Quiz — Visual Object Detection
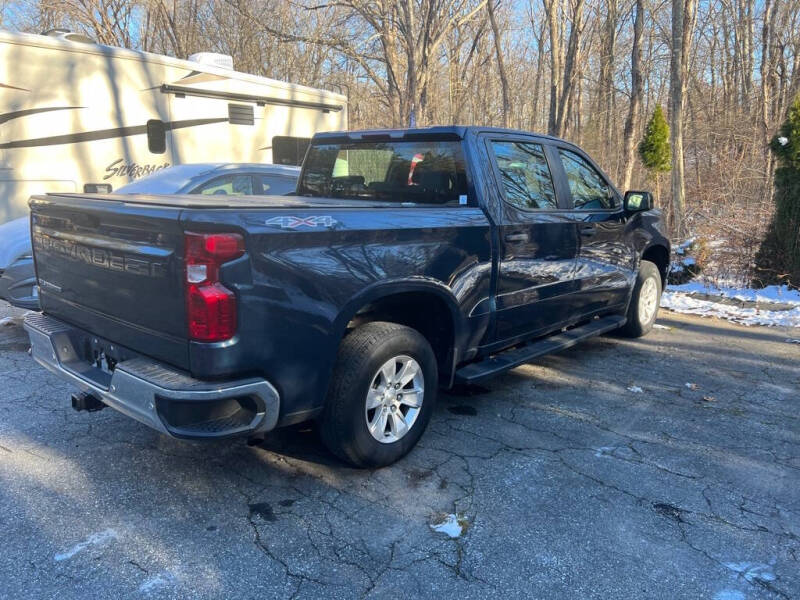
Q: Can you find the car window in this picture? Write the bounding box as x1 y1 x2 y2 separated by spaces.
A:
192 174 254 196
490 140 557 210
298 140 468 205
259 175 297 195
558 149 619 210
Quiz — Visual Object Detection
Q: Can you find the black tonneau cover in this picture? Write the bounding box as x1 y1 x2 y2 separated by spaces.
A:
39 192 414 210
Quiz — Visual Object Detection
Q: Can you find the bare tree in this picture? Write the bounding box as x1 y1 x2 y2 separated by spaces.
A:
669 0 697 236
487 0 511 127
621 0 644 191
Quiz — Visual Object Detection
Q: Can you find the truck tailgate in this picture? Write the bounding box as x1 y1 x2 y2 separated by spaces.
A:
29 193 189 369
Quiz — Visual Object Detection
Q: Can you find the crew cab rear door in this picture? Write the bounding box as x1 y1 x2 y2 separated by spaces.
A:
481 134 579 344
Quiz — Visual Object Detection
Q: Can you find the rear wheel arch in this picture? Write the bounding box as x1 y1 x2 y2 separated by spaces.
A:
334 282 464 385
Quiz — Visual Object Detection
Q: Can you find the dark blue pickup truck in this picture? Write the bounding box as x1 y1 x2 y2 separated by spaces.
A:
24 127 669 467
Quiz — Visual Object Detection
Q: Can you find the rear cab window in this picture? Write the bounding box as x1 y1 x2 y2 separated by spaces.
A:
298 140 469 205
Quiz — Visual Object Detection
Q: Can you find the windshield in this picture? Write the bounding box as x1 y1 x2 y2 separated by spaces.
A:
297 140 468 205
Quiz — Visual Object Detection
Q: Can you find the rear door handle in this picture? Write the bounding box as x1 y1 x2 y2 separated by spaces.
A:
504 233 529 243
579 225 597 237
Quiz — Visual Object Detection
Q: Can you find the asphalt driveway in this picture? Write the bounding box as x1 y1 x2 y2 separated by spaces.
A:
0 302 798 599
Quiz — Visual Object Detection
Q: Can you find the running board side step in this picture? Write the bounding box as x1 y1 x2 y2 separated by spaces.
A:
455 316 626 384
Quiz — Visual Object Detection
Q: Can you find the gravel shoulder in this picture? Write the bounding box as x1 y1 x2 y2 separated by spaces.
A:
0 301 798 599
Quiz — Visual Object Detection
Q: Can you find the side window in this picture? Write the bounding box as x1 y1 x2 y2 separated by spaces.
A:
490 140 557 210
192 174 254 196
558 149 619 210
259 175 297 196
146 119 166 154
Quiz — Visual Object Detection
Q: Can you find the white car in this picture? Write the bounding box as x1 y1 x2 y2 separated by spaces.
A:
0 163 300 310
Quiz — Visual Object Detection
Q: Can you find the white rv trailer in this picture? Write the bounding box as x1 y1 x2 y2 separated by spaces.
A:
0 29 347 222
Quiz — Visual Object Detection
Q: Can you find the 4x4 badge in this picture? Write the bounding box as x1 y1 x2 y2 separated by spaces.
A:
264 216 337 229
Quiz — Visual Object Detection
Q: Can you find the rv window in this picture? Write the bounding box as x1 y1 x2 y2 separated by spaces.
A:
228 104 255 125
272 136 311 166
147 120 166 154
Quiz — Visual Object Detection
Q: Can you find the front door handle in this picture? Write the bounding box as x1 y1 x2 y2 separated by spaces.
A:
579 225 597 237
504 233 529 243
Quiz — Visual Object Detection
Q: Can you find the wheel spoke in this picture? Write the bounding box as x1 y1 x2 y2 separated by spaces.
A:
380 359 396 387
369 409 389 438
389 412 408 438
399 388 423 408
366 388 383 410
397 359 419 387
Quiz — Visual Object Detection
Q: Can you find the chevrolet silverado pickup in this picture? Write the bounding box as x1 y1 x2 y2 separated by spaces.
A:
24 126 670 467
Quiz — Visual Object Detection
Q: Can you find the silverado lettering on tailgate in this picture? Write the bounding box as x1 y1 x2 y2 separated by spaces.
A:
32 232 167 278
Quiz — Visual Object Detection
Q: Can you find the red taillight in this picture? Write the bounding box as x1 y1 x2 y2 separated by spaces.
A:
184 232 244 342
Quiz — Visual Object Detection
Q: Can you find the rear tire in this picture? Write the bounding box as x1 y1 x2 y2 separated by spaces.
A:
620 259 662 338
319 321 438 468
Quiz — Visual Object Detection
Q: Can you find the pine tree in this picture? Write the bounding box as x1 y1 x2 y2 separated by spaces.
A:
638 106 671 204
754 95 800 288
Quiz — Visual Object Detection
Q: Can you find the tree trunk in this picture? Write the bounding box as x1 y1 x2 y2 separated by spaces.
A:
487 0 511 128
669 0 697 237
600 0 618 143
621 0 644 191
554 0 585 137
544 0 563 136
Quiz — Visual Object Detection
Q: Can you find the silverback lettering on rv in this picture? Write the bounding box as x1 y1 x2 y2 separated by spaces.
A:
104 158 171 180
33 233 167 278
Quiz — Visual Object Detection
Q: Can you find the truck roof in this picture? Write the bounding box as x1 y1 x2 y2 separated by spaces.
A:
312 126 573 146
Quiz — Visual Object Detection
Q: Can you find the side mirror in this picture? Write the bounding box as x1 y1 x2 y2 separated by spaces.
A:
624 190 653 213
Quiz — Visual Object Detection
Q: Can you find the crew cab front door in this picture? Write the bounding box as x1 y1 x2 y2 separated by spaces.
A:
484 137 579 345
553 146 637 314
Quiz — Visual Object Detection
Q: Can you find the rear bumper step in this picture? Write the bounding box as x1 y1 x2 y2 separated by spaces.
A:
455 315 626 384
24 313 280 439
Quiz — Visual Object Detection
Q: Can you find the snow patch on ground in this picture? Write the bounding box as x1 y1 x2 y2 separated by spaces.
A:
430 513 468 538
627 385 643 393
139 571 178 594
713 590 746 600
0 316 15 326
667 282 800 306
54 529 118 561
653 323 671 330
661 291 800 327
723 561 776 584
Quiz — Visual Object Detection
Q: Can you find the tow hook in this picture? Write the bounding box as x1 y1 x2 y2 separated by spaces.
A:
71 391 106 412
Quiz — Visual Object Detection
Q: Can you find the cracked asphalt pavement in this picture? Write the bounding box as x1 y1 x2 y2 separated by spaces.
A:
1 301 798 599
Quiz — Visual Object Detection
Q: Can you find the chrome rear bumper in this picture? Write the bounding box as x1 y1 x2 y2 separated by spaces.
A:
24 312 280 439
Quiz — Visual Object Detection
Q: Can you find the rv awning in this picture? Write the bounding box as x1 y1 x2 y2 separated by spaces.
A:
160 84 344 112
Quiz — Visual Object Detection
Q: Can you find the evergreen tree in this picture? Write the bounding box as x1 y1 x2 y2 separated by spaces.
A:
638 106 671 203
754 95 800 288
